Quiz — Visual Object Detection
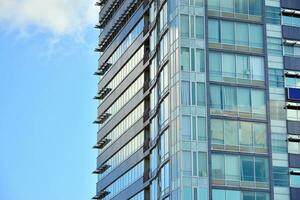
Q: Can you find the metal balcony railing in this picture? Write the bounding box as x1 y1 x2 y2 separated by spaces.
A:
93 138 111 149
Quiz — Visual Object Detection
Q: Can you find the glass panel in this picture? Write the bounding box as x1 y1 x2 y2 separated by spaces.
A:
181 81 190 105
253 123 266 148
269 68 284 88
221 21 235 45
195 16 204 39
181 15 189 37
266 6 283 25
192 116 197 140
197 117 206 141
223 53 236 78
225 155 240 181
272 166 289 187
293 17 300 27
198 152 207 176
211 119 224 145
256 192 269 200
191 48 195 71
222 0 234 13
290 169 300 188
235 22 249 47
282 15 292 25
243 192 255 200
249 24 263 48
212 190 225 200
240 122 253 149
249 0 262 16
193 188 198 200
195 49 205 72
250 57 264 81
210 85 222 109
195 0 203 7
209 52 222 81
181 47 190 71
190 16 195 38
193 152 197 176
251 89 265 117
208 19 220 43
183 187 192 199
212 154 225 180
223 86 236 111
241 156 254 181
235 0 248 15
183 151 192 176
192 82 196 105
236 55 250 80
225 120 238 146
267 37 282 56
197 82 205 106
226 190 240 200
198 188 208 200
255 157 268 183
182 115 191 140
237 88 251 112
208 0 220 11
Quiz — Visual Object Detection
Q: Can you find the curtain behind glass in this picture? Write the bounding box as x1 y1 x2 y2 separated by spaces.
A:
181 48 190 71
180 15 189 37
223 53 236 78
249 0 262 16
223 86 236 111
250 57 264 81
210 85 222 109
238 88 251 112
235 0 248 14
251 89 265 116
209 52 222 81
212 154 225 179
236 55 250 80
222 0 234 13
225 155 240 181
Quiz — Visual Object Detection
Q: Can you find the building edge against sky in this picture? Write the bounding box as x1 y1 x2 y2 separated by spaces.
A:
92 0 300 199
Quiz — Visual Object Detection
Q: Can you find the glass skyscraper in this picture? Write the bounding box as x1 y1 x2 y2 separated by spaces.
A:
92 0 300 199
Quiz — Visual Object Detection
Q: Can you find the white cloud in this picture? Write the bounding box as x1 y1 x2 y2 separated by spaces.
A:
0 0 98 36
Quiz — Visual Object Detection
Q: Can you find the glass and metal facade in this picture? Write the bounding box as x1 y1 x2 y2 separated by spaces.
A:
93 0 300 199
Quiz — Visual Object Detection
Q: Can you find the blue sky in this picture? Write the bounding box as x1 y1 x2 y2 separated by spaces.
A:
0 1 98 199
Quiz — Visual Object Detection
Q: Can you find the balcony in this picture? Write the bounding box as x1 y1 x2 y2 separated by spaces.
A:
98 0 123 28
96 63 112 76
94 112 111 124
95 0 106 6
93 138 111 149
93 164 111 174
96 87 112 100
285 71 300 78
288 136 300 142
92 191 110 200
98 0 141 51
